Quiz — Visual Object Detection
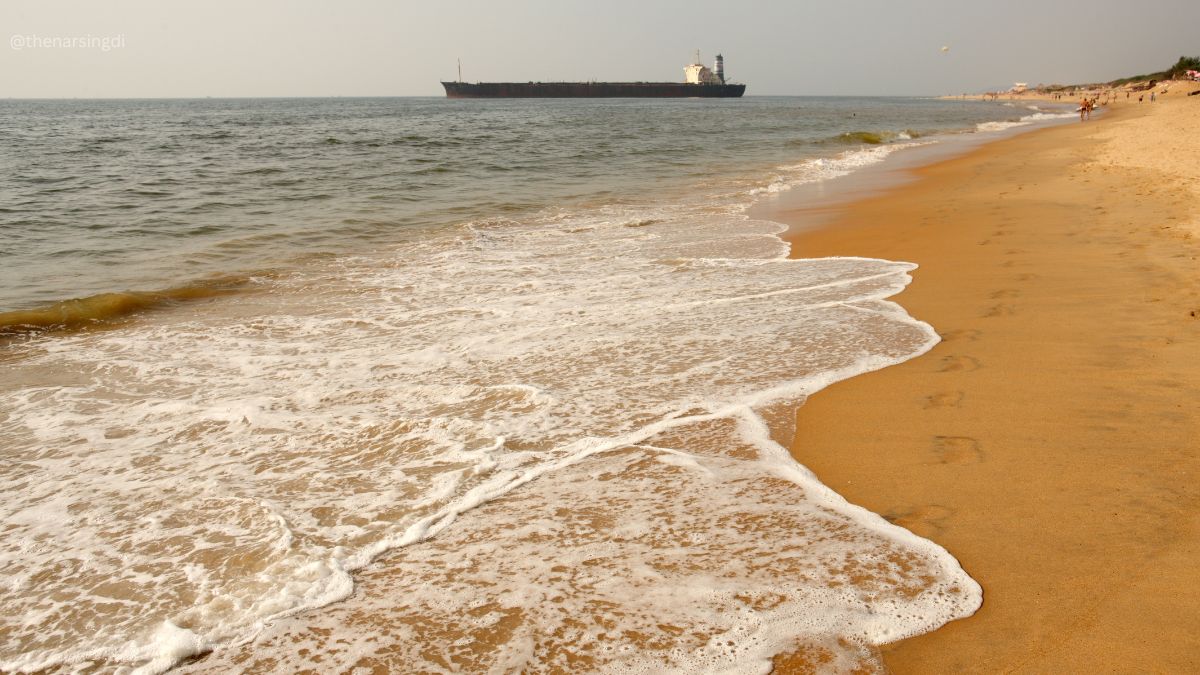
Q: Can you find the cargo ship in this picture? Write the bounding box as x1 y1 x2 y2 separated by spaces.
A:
442 53 746 98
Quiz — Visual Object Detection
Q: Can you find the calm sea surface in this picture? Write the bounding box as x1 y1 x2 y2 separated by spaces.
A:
0 97 1069 673
1 96 1061 314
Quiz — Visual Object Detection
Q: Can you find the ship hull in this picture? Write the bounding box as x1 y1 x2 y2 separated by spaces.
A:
441 82 746 98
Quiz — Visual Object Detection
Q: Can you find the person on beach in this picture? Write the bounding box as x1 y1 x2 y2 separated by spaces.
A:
1080 97 1088 121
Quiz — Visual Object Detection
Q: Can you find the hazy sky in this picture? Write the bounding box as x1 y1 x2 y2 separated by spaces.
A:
2 0 1197 97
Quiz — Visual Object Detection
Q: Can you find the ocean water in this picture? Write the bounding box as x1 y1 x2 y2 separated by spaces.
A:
0 97 1070 673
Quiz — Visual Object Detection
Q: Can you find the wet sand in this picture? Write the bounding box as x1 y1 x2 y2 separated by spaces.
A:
766 89 1200 670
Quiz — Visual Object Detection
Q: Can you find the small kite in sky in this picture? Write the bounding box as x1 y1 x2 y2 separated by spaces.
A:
941 45 950 53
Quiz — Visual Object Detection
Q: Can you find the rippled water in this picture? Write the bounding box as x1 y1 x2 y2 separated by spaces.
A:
0 97 1070 673
1 96 1054 314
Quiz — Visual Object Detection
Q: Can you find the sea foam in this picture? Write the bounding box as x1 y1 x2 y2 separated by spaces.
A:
976 110 1077 132
1 142 980 673
748 141 932 196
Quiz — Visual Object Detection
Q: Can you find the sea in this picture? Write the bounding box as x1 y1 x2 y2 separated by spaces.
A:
0 96 1073 673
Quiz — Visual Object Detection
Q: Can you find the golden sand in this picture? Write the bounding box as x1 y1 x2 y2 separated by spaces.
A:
768 83 1200 671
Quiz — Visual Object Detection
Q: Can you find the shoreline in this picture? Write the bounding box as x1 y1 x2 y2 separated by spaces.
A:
11 93 1196 672
761 88 1199 670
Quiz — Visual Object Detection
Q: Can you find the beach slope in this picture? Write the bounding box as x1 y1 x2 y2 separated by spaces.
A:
772 92 1200 671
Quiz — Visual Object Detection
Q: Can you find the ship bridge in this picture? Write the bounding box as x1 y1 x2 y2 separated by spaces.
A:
684 51 726 84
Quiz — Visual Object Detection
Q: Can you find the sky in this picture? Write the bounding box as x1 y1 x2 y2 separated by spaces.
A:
2 0 1197 98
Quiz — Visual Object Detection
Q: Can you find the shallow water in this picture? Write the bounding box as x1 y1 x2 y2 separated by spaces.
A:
0 97 1073 672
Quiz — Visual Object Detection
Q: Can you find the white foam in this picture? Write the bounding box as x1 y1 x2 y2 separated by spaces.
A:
749 141 933 197
976 110 1077 132
175 405 978 674
0 147 980 672
1022 111 1077 122
975 120 1028 132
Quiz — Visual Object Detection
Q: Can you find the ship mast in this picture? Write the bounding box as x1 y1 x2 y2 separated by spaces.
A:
457 58 462 83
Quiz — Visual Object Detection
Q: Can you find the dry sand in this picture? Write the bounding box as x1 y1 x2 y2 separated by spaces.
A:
768 85 1200 671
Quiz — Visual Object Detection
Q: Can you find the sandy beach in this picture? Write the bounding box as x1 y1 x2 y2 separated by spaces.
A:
168 93 1200 673
6 2 1200 671
765 85 1200 671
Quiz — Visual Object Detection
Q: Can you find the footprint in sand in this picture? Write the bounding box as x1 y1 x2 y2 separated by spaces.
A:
1014 273 1039 282
923 391 965 409
938 354 981 372
983 303 1017 318
932 436 984 464
883 504 955 538
939 328 982 343
989 289 1020 299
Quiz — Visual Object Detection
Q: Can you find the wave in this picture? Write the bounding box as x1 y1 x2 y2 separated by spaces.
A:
749 140 934 196
0 278 250 336
975 110 1077 132
832 129 922 145
836 130 886 145
235 167 286 176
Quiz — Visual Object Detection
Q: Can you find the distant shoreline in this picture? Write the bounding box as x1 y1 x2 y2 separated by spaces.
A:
941 75 1195 103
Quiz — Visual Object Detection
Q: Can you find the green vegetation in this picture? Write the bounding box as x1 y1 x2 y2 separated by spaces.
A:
1167 55 1200 77
1106 55 1200 87
1029 56 1199 94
